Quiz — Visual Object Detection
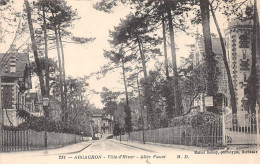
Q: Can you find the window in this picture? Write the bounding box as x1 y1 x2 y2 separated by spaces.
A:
244 87 249 97
242 50 246 59
10 66 16 72
110 123 112 127
2 85 13 109
239 35 250 48
240 60 250 71
243 73 247 82
103 123 105 126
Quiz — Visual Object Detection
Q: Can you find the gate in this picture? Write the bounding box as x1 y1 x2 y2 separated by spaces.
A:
223 105 260 145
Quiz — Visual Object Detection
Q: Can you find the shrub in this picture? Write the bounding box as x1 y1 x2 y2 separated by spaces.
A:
169 111 220 128
4 116 87 135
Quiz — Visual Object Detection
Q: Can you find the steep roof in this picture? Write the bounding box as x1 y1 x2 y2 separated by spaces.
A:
0 53 30 78
197 37 223 55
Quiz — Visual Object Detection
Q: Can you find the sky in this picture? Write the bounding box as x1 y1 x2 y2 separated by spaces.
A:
1 0 257 109
60 0 196 108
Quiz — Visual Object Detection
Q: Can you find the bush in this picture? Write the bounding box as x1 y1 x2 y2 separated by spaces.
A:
170 111 221 128
92 136 99 140
4 116 86 135
170 112 222 147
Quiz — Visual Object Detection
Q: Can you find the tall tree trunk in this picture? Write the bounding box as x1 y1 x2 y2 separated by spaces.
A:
42 4 49 97
166 7 181 116
247 0 258 115
137 37 147 78
256 0 260 105
137 36 154 127
42 2 50 118
199 0 217 112
24 0 46 97
0 76 2 150
53 22 64 118
136 73 145 144
209 3 237 115
58 27 68 110
161 9 169 79
121 57 129 106
121 56 131 135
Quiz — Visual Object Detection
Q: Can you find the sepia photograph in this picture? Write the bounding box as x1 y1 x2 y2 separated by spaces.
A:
0 0 260 164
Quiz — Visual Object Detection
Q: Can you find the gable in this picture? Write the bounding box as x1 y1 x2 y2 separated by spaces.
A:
0 53 30 78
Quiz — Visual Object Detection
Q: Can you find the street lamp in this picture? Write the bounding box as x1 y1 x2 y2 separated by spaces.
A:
90 120 94 139
81 131 84 141
42 97 49 150
42 97 50 107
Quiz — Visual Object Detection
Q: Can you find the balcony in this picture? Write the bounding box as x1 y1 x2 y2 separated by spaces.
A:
101 125 110 128
16 104 31 119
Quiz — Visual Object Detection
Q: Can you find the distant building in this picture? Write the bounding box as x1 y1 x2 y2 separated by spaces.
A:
101 113 114 136
0 45 32 126
91 112 114 138
91 113 102 138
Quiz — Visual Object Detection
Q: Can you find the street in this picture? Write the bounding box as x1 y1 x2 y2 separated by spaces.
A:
0 139 198 164
1 139 259 164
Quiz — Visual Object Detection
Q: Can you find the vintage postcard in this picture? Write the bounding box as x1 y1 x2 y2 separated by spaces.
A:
0 0 260 164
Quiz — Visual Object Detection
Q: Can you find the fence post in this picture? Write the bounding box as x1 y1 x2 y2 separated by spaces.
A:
7 130 9 151
256 104 259 146
28 129 30 151
0 130 2 152
222 112 226 146
18 130 20 151
11 130 13 151
2 130 5 152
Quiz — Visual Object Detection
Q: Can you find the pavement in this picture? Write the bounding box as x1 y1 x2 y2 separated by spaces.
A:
0 141 94 156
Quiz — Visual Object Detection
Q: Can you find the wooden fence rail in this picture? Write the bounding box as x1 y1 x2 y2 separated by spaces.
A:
1 129 82 152
115 122 223 147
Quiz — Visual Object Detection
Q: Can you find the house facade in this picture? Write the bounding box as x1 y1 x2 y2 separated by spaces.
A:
193 18 260 128
101 113 114 137
193 37 229 113
0 46 32 127
224 18 254 126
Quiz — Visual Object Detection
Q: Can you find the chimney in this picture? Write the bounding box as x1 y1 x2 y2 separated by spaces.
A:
10 44 16 53
9 44 16 73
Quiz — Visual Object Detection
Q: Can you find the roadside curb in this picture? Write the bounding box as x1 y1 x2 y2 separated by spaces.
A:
111 139 211 152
